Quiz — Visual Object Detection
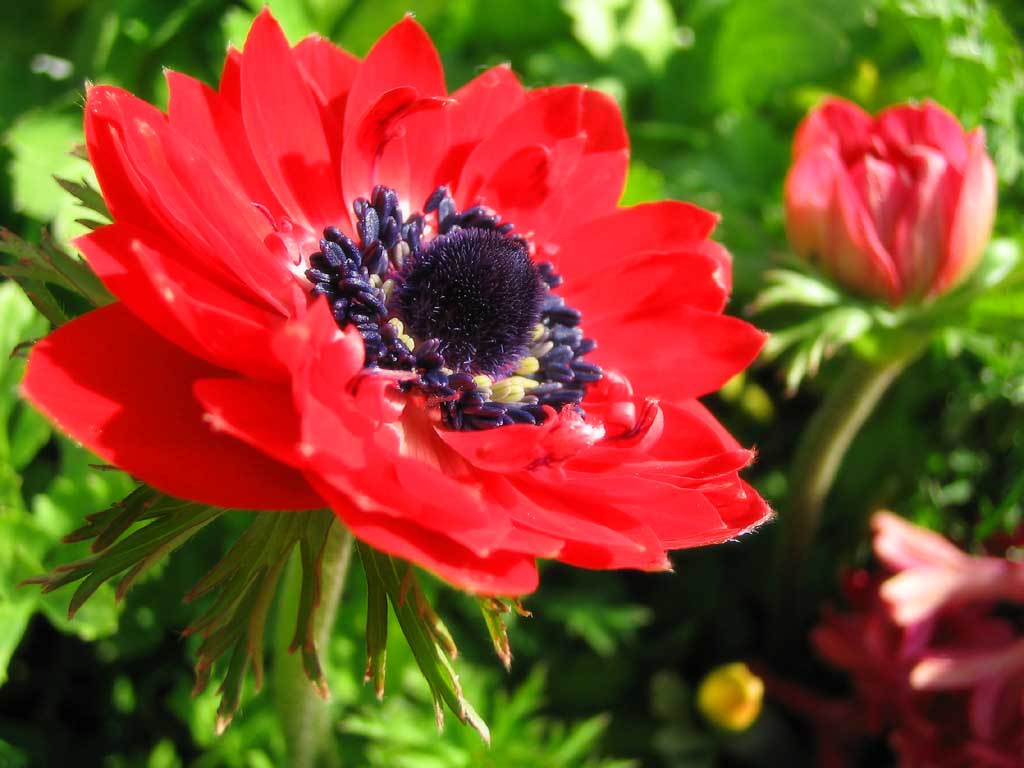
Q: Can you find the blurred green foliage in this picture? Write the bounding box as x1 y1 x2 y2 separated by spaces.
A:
1 0 1023 766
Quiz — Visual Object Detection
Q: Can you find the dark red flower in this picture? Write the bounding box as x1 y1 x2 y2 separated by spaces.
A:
22 10 769 595
785 97 997 304
811 513 1024 767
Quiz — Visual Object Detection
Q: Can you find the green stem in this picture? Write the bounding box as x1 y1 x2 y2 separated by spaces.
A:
774 342 924 637
274 518 354 768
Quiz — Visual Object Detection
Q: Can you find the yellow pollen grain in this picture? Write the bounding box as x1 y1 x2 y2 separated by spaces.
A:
515 356 540 375
370 274 383 289
473 374 493 389
381 279 396 302
531 323 546 342
386 318 414 351
490 376 539 403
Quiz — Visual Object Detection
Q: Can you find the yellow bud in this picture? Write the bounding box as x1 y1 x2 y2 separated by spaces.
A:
696 662 763 732
472 375 493 390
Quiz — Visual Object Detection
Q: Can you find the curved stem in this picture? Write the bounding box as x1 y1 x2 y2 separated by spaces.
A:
774 343 924 638
274 518 354 768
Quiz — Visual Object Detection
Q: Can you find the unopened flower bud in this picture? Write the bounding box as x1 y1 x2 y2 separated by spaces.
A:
785 97 997 304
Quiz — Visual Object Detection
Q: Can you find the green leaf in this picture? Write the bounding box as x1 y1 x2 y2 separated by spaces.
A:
0 601 34 686
747 268 844 314
0 282 48 511
712 0 866 109
564 0 682 71
4 111 98 246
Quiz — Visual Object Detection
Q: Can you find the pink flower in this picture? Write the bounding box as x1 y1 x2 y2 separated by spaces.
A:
808 512 1024 767
785 97 997 304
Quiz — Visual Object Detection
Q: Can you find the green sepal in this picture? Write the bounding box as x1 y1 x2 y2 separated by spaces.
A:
364 565 388 698
0 227 112 324
357 542 490 743
54 175 111 222
185 510 337 731
22 490 222 617
479 598 514 671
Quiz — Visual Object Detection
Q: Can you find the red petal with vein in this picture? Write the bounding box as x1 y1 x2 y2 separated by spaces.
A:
876 100 969 170
23 304 321 510
794 97 873 161
241 9 344 229
587 304 766 402
343 17 446 139
293 34 360 126
166 70 286 221
554 201 720 280
85 85 292 313
828 162 902 301
76 223 285 380
341 87 449 207
937 129 997 296
311 477 537 596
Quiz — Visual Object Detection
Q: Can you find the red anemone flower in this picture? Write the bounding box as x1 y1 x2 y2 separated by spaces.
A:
22 10 770 595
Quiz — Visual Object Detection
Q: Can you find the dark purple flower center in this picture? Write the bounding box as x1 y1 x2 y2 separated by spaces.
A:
394 228 544 377
304 185 602 431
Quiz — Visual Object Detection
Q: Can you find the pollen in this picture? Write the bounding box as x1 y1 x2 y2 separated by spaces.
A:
515 356 540 375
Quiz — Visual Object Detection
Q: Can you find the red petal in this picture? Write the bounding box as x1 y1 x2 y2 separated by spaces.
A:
76 223 285 380
888 146 958 298
219 47 243 108
84 85 293 313
23 304 321 510
563 248 730 321
311 477 538 596
846 153 909 257
553 201 720 282
293 34 360 126
429 65 528 192
794 97 873 162
581 89 629 153
458 86 629 238
827 157 903 301
458 86 584 204
343 17 446 140
586 304 766 402
341 87 449 208
193 377 306 467
85 86 166 235
877 100 969 170
508 473 670 569
935 128 997 296
240 9 344 229
165 70 286 221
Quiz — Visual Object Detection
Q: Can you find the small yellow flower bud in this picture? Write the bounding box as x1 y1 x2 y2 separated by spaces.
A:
696 662 764 732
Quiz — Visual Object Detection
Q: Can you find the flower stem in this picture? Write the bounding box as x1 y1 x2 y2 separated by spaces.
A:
773 342 924 641
274 517 353 768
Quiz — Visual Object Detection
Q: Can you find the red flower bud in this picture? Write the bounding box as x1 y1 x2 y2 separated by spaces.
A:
785 97 997 304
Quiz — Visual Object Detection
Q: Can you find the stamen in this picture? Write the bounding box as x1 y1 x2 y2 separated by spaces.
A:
305 184 601 431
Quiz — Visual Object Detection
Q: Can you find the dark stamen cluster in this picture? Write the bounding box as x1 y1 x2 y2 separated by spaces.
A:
305 184 602 431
